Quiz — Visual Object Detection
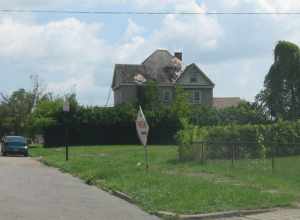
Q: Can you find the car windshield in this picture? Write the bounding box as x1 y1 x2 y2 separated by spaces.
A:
6 142 26 148
4 136 26 148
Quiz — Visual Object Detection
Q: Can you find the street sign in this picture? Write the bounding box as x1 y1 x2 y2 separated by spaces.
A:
136 106 150 171
135 106 149 147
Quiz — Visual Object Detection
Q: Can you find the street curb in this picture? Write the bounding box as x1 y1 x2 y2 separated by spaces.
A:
32 157 279 220
33 157 135 202
111 190 134 203
155 208 277 219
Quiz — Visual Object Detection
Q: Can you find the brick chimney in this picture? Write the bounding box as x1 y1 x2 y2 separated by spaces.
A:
174 52 182 61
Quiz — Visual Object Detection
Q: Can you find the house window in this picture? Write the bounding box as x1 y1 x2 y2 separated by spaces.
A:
163 90 171 104
194 90 201 103
190 73 197 83
190 90 201 104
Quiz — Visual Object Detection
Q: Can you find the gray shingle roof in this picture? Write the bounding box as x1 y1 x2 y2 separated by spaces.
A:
112 64 146 88
112 50 183 88
111 49 214 89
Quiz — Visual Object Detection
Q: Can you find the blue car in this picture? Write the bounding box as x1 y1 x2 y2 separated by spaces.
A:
1 136 28 156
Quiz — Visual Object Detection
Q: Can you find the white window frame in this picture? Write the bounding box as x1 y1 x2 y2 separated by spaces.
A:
190 90 201 104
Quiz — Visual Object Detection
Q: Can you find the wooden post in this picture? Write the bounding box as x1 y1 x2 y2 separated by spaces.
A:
271 145 275 173
231 144 235 167
201 142 204 165
63 99 70 161
65 125 69 161
144 145 149 171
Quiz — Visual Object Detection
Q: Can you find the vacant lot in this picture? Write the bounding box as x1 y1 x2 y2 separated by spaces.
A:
30 145 300 215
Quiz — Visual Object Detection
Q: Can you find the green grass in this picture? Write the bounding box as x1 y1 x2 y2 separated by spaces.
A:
30 145 299 215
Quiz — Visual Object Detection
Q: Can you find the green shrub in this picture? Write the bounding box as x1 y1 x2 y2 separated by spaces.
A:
177 120 300 161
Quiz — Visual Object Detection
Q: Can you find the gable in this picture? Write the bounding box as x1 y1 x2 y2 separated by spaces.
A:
176 64 214 87
112 64 146 89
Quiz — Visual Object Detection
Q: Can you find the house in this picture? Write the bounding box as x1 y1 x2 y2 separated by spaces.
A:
112 49 215 106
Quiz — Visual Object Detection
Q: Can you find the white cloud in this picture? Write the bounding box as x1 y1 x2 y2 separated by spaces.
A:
201 56 272 101
0 16 114 105
255 0 300 10
114 0 223 63
2 0 300 105
123 18 144 41
0 0 128 8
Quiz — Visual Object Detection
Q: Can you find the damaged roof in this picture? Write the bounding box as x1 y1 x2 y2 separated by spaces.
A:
112 64 146 88
111 49 212 89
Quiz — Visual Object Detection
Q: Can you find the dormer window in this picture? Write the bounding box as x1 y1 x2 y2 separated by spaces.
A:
190 73 197 83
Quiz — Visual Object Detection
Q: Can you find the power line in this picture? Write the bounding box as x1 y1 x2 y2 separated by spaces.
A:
1 9 300 15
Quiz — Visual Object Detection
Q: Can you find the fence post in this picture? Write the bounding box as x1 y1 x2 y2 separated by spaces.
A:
271 144 275 173
201 142 204 165
231 144 235 167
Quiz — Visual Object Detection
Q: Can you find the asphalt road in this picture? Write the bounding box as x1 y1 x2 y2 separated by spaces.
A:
0 156 159 220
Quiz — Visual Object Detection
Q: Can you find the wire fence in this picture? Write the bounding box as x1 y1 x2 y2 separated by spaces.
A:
190 141 300 172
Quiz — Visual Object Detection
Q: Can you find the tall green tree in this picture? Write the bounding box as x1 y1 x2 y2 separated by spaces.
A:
0 75 47 137
139 80 162 110
256 41 300 120
171 86 191 125
0 89 33 135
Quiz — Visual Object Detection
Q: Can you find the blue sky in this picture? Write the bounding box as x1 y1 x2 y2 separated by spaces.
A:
1 0 300 106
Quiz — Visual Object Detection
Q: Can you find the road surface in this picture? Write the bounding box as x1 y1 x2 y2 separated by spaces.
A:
0 156 159 220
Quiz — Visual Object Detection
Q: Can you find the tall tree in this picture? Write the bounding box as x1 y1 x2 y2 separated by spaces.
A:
0 89 33 135
0 75 48 137
171 86 191 121
138 80 162 111
256 41 300 120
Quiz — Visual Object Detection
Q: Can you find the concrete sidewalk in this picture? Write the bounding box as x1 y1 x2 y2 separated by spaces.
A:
0 156 159 220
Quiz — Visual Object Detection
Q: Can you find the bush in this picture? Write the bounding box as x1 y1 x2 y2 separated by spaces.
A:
189 102 269 127
177 120 300 161
31 102 183 147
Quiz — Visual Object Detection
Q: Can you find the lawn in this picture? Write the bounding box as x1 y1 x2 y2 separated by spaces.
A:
30 145 300 215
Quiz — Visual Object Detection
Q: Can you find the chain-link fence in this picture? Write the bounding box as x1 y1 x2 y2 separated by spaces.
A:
190 141 300 172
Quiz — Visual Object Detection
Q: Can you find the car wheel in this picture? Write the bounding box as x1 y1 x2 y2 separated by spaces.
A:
24 152 28 157
2 152 6 156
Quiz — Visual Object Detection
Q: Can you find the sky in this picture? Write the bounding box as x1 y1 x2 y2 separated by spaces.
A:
1 0 300 106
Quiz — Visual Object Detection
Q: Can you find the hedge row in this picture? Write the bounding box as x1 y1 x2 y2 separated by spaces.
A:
177 120 300 161
39 105 181 147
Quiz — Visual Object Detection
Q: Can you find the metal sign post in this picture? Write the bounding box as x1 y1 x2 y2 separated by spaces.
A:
135 106 150 171
63 99 70 161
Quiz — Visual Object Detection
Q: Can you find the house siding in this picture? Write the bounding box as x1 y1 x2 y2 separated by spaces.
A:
177 64 212 86
159 86 174 104
114 85 213 106
114 85 137 105
202 88 213 106
183 88 213 106
112 50 215 107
